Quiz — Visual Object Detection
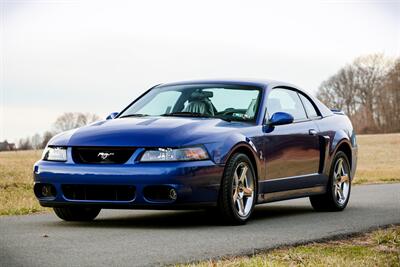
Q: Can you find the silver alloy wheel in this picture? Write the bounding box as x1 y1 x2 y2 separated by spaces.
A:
232 162 255 217
333 158 350 205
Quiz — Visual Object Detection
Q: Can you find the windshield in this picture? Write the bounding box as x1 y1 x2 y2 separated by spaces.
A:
118 84 262 122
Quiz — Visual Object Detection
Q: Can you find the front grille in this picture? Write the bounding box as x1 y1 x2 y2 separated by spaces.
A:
62 184 136 201
72 147 135 164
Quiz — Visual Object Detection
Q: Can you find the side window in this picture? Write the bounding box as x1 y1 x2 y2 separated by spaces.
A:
267 88 307 121
299 93 319 118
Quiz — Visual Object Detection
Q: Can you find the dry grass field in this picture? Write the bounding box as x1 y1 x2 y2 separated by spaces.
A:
0 133 399 216
0 150 45 215
354 133 400 184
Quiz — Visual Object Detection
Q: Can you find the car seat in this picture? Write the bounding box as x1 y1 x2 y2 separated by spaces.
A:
183 91 215 116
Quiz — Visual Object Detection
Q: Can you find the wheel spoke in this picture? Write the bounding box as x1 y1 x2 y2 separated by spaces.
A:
232 171 239 202
237 198 245 215
233 188 239 202
239 166 248 183
335 187 341 200
236 199 242 214
233 172 239 186
337 160 344 176
338 187 344 200
335 184 340 192
333 171 339 179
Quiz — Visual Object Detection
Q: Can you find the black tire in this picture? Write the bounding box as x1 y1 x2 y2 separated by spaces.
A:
218 153 257 225
310 151 351 211
53 207 101 221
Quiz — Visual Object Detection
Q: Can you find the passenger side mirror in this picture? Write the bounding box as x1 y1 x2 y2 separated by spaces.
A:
269 112 294 126
106 112 119 120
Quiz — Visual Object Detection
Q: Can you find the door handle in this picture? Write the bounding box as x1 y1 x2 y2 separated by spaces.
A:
309 129 318 136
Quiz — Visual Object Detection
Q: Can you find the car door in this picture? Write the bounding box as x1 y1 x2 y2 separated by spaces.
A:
262 87 321 192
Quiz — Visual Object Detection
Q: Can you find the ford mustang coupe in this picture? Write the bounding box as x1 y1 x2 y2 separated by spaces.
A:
34 79 357 224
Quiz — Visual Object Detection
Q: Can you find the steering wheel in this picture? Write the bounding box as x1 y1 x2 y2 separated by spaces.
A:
221 108 236 116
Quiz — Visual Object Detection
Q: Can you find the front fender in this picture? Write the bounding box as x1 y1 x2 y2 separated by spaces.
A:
203 133 262 181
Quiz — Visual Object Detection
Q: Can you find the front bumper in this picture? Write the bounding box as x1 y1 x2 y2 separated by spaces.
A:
33 158 224 209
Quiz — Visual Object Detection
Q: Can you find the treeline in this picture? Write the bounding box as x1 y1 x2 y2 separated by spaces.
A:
17 112 100 150
317 54 400 134
8 57 399 150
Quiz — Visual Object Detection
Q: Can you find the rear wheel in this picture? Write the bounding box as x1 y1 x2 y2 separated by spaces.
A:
310 151 351 211
53 207 101 221
218 153 257 225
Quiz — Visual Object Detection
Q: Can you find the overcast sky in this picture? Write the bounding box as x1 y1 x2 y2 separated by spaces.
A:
1 0 399 143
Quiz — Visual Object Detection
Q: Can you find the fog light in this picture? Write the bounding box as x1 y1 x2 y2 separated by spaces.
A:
34 183 56 199
169 188 177 200
41 185 51 197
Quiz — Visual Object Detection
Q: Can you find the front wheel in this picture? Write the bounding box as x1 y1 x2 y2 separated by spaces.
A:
218 153 257 225
53 207 101 221
310 151 351 211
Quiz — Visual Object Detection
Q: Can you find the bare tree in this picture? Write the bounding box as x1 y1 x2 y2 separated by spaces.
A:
377 59 400 132
317 65 360 118
40 131 55 149
53 112 100 133
18 137 33 150
15 113 100 150
31 133 42 150
317 53 397 134
352 54 393 129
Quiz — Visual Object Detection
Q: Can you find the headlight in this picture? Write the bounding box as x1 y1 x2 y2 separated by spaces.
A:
42 147 67 162
140 147 209 162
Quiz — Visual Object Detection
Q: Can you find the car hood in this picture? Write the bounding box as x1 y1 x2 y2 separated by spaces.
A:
49 117 247 147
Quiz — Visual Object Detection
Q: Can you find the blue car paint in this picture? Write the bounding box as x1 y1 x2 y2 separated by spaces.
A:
268 112 294 126
33 79 357 209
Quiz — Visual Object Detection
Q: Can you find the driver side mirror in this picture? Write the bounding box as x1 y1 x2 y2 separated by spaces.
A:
268 112 294 126
106 112 119 120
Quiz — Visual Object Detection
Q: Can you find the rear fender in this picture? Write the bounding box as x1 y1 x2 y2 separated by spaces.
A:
327 131 354 179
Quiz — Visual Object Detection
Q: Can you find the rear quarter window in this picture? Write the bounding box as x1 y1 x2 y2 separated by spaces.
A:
299 93 319 118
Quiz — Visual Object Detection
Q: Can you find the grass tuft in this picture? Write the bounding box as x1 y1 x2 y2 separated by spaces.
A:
373 228 400 246
180 226 400 267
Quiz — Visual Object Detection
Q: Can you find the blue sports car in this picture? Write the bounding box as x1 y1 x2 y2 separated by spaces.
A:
34 79 357 224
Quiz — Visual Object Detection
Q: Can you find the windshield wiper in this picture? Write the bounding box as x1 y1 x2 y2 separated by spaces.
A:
161 112 205 117
161 112 231 122
119 113 149 118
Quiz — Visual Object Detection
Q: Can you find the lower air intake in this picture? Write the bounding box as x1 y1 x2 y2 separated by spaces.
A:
62 184 136 201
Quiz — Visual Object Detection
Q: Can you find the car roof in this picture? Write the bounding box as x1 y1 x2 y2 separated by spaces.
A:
157 79 297 90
